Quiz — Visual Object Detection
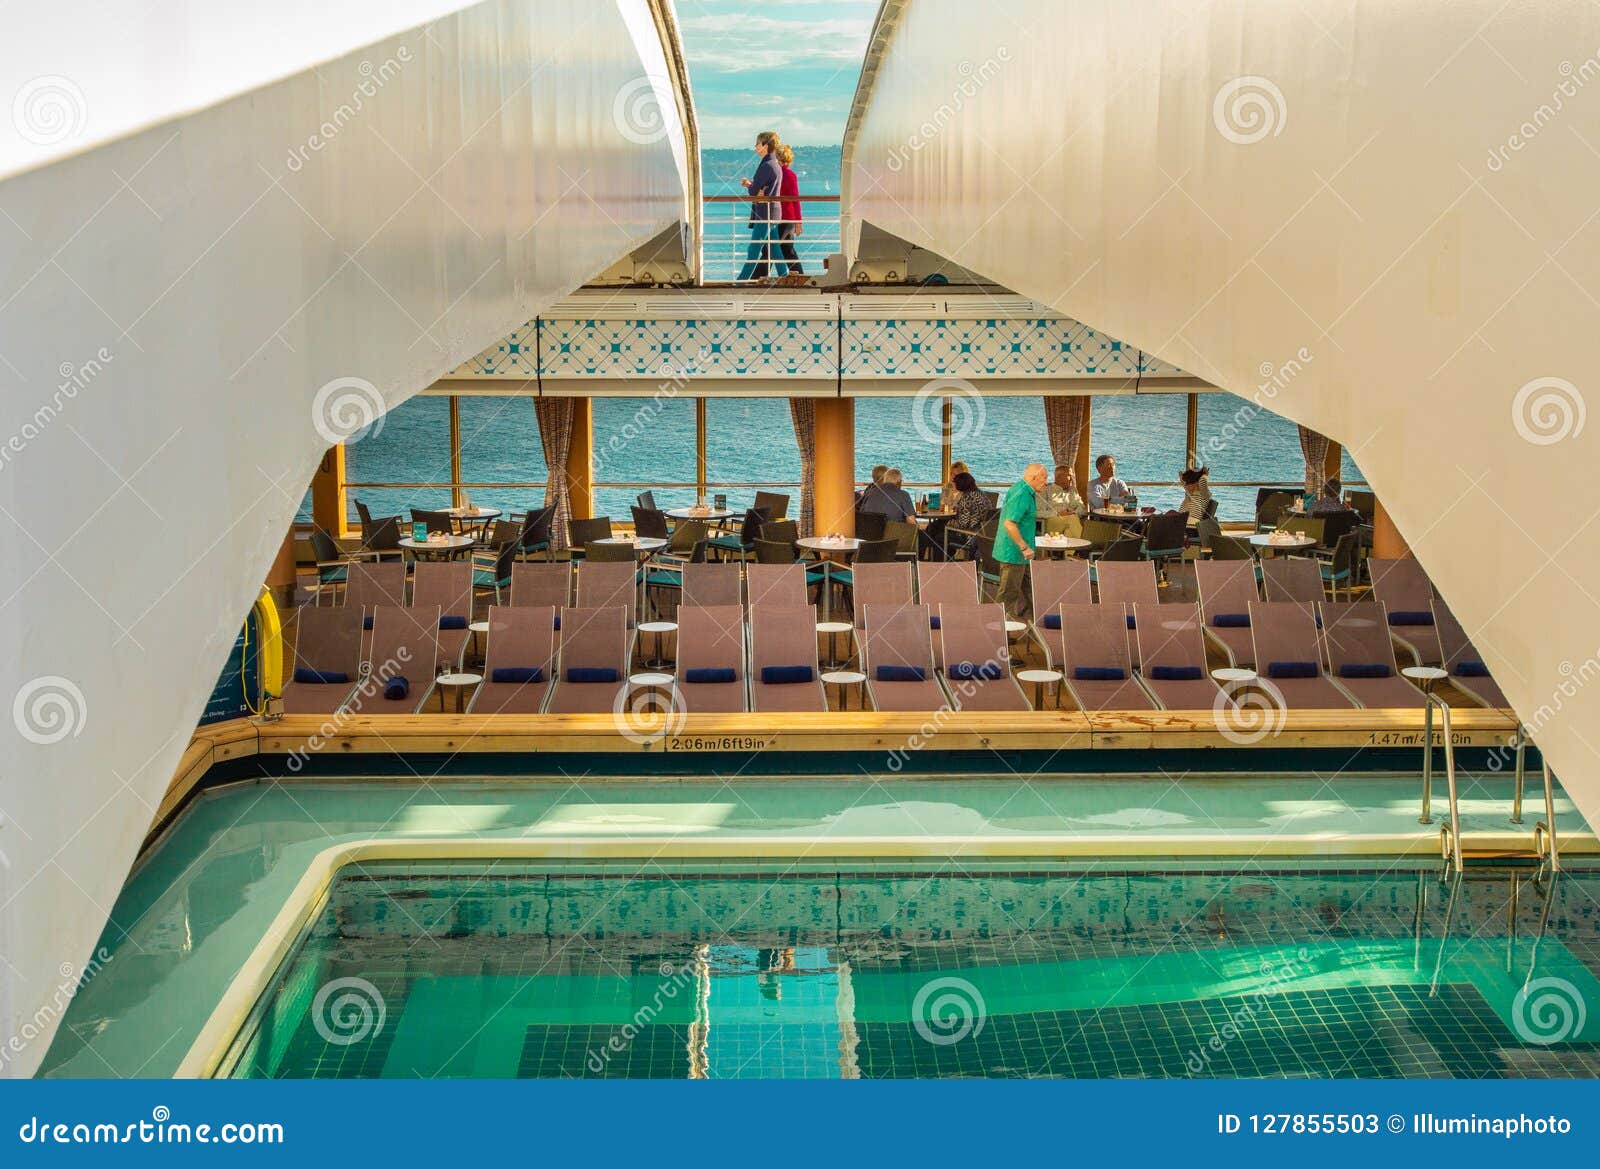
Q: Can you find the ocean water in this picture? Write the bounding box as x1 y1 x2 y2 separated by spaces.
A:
305 146 1364 526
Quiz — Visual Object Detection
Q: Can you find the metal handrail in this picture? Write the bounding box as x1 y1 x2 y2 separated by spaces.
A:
703 194 840 283
1429 693 1463 873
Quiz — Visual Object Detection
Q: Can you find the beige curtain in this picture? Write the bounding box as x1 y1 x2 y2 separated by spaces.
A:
534 397 575 551
1296 424 1330 495
789 398 817 536
1042 395 1087 471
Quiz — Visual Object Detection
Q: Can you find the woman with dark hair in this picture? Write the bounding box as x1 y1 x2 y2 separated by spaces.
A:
949 470 992 559
1178 465 1213 522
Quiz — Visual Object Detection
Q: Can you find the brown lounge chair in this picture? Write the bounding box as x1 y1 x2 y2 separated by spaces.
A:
354 605 439 714
468 605 556 713
545 606 631 714
1432 600 1511 708
1030 559 1091 669
935 603 1028 711
1057 603 1157 711
862 603 952 712
1368 558 1444 665
746 564 809 609
510 563 571 608
1261 557 1322 602
411 561 473 669
918 561 978 623
1317 601 1427 708
1194 559 1260 669
749 605 827 712
1134 603 1231 710
344 561 407 658
1247 601 1357 709
682 563 743 608
851 561 913 628
1094 561 1159 663
281 607 364 714
675 605 748 712
576 560 638 627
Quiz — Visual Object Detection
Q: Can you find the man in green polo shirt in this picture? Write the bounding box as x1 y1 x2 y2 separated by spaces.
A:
995 463 1049 621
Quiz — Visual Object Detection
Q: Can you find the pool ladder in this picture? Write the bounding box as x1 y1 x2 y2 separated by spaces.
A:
1420 696 1558 875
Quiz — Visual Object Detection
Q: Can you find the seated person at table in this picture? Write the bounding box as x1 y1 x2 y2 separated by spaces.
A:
944 459 972 508
1177 465 1212 522
1309 476 1344 516
1036 464 1086 519
949 471 991 558
1085 454 1132 511
860 466 916 520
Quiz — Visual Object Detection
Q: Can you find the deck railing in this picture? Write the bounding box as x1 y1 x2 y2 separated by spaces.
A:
701 194 840 284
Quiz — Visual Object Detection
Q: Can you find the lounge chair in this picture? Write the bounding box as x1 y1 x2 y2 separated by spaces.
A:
1261 557 1322 603
1432 600 1511 708
861 604 952 712
682 563 743 608
1317 602 1427 708
1247 602 1357 709
1133 603 1230 710
917 562 979 627
675 605 748 712
749 605 827 712
356 605 439 714
467 606 556 714
851 561 914 629
281 607 363 714
576 560 638 626
1056 603 1157 711
935 603 1028 711
1093 561 1159 664
510 562 571 608
746 563 811 609
1194 560 1260 669
1368 558 1444 665
545 606 632 714
344 560 407 657
1030 558 1091 669
411 561 473 669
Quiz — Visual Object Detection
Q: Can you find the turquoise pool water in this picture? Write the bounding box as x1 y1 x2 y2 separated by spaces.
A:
224 861 1600 1079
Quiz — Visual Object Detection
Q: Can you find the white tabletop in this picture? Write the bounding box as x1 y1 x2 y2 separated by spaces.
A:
815 621 854 634
468 621 490 634
798 536 862 552
1017 668 1064 683
1092 508 1148 519
445 507 501 518
399 535 473 550
628 671 675 687
1249 533 1317 548
1035 535 1091 550
1402 666 1449 682
435 672 482 686
912 512 954 524
821 670 866 686
1210 667 1258 684
666 507 736 520
1003 620 1028 634
594 536 667 551
639 620 678 633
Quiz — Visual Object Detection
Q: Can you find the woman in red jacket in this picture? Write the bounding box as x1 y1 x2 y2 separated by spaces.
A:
775 144 804 277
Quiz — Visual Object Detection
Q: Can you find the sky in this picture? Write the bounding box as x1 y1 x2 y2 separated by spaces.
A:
674 0 876 148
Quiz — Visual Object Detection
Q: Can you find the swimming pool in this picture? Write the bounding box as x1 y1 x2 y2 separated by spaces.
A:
218 860 1600 1079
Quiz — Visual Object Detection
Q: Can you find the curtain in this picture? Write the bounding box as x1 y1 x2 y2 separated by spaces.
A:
1296 424 1330 495
534 397 575 551
789 398 817 537
1043 395 1087 471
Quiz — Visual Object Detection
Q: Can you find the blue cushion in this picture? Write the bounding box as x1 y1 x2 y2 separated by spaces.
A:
552 614 561 630
1150 665 1203 681
1125 614 1137 629
1041 614 1062 630
294 668 349 685
383 676 410 700
948 661 1003 681
1388 610 1434 626
1267 660 1319 679
1074 666 1126 681
439 615 468 630
928 615 941 629
761 665 814 685
362 615 374 630
874 664 926 683
1211 613 1250 628
492 667 544 684
1339 663 1392 679
1454 659 1491 678
686 667 737 684
566 667 619 683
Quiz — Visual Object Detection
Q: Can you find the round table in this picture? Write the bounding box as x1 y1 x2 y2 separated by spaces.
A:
468 620 490 662
639 620 678 669
912 511 954 524
816 620 854 669
1035 535 1091 557
666 507 737 522
594 537 667 556
435 672 482 712
1210 667 1259 686
444 507 501 541
400 534 474 559
821 669 867 710
1248 533 1318 555
1093 508 1152 525
1403 665 1449 694
800 538 863 623
627 671 676 705
1017 667 1064 709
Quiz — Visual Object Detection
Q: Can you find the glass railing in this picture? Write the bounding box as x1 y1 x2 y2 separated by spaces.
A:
701 195 840 284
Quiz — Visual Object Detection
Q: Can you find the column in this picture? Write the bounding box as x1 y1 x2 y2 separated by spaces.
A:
311 444 347 538
264 527 297 609
813 397 856 536
566 397 594 520
1073 397 1094 492
1373 498 1411 558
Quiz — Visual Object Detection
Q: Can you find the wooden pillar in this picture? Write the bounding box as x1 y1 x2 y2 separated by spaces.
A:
265 527 297 609
940 398 953 486
813 397 856 536
566 397 594 520
1323 439 1342 483
448 396 463 508
1073 397 1094 491
1185 393 1199 467
1372 497 1411 559
695 397 708 498
311 444 347 538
